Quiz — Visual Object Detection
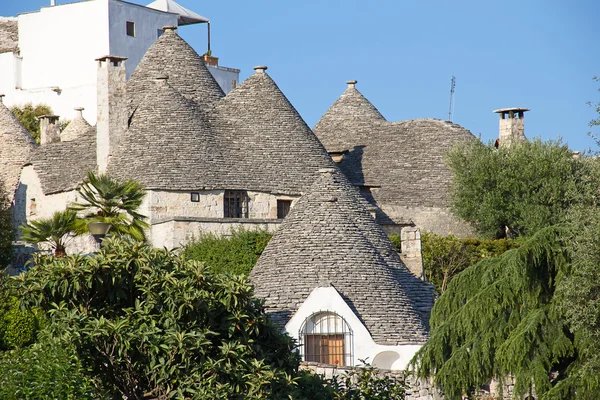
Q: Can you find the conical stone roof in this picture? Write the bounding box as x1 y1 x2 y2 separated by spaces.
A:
313 81 475 218
209 67 334 194
126 26 224 112
0 98 36 200
31 129 97 195
314 82 386 153
60 109 93 142
250 169 432 345
109 77 226 190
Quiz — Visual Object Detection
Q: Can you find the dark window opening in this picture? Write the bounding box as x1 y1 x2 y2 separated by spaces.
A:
126 21 135 37
224 190 248 218
277 199 292 219
190 192 200 202
231 80 237 90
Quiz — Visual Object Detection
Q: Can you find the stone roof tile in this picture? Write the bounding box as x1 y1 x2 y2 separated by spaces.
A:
314 84 475 210
31 129 97 194
0 18 18 53
250 169 433 345
0 99 36 200
126 26 224 112
60 111 93 142
209 67 334 194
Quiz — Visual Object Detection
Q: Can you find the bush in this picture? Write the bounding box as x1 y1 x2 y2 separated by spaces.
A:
421 232 519 294
183 228 272 276
0 275 40 350
0 334 101 400
13 237 299 399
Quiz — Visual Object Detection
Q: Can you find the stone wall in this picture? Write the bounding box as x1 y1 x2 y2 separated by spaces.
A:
380 204 474 238
301 363 524 400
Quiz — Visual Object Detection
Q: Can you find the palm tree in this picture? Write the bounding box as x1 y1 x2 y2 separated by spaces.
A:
70 172 149 241
20 210 80 257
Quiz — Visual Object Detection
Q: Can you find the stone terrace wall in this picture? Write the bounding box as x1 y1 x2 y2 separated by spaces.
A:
300 363 524 400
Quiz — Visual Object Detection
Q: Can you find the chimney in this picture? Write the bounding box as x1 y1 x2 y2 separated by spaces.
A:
96 55 127 173
39 115 60 144
346 80 357 89
253 65 268 74
399 226 424 279
493 107 530 148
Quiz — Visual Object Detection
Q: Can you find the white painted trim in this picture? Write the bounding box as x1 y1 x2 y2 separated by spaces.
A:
285 286 423 370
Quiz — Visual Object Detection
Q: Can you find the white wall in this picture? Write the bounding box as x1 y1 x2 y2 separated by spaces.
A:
207 65 240 95
285 286 423 371
108 0 177 79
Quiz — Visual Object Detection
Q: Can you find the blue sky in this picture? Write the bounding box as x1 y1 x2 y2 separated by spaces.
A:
3 0 599 151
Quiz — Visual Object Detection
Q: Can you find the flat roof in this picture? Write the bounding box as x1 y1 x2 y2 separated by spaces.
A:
493 107 530 113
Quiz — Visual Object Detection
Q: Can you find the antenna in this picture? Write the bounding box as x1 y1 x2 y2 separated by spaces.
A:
448 75 456 122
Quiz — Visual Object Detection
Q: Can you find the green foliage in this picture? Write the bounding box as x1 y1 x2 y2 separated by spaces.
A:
411 227 587 399
0 334 102 400
446 138 597 239
388 234 401 253
10 103 52 143
183 228 272 276
0 276 40 350
70 172 149 241
327 361 407 399
19 209 80 257
421 232 519 294
13 237 300 399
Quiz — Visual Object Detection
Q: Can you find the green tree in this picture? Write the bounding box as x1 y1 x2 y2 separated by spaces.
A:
13 237 301 399
183 228 272 276
446 138 595 239
70 172 149 241
411 227 587 399
19 209 80 258
10 103 52 143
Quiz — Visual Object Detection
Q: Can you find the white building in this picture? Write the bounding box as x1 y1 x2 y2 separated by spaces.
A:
0 0 239 125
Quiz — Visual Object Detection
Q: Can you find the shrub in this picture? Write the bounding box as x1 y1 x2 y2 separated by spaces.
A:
0 334 101 400
183 228 272 276
421 232 519 294
13 237 298 399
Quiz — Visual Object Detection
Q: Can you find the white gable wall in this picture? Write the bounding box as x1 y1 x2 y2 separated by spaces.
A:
285 286 423 370
108 0 178 79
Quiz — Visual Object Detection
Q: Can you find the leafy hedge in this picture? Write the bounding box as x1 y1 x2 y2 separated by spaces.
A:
389 232 519 294
183 228 272 276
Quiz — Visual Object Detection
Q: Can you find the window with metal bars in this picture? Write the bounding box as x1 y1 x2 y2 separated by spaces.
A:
224 190 248 218
299 312 353 366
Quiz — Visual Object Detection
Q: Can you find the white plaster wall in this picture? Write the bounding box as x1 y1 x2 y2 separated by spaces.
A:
285 286 423 371
146 190 299 223
207 65 240 95
14 0 109 124
108 0 177 78
0 52 16 90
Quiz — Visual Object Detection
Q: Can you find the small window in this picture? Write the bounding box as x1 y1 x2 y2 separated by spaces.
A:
277 199 292 219
231 80 237 90
126 21 135 37
299 312 353 366
224 190 248 218
190 192 200 202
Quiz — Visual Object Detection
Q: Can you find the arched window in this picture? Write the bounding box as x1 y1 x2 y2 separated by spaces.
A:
299 312 353 366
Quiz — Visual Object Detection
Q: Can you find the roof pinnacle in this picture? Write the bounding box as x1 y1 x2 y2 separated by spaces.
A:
346 80 357 89
253 65 268 73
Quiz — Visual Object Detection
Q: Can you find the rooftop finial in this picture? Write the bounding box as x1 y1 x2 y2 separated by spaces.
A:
0 94 4 104
346 80 357 89
74 107 84 117
254 66 268 73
